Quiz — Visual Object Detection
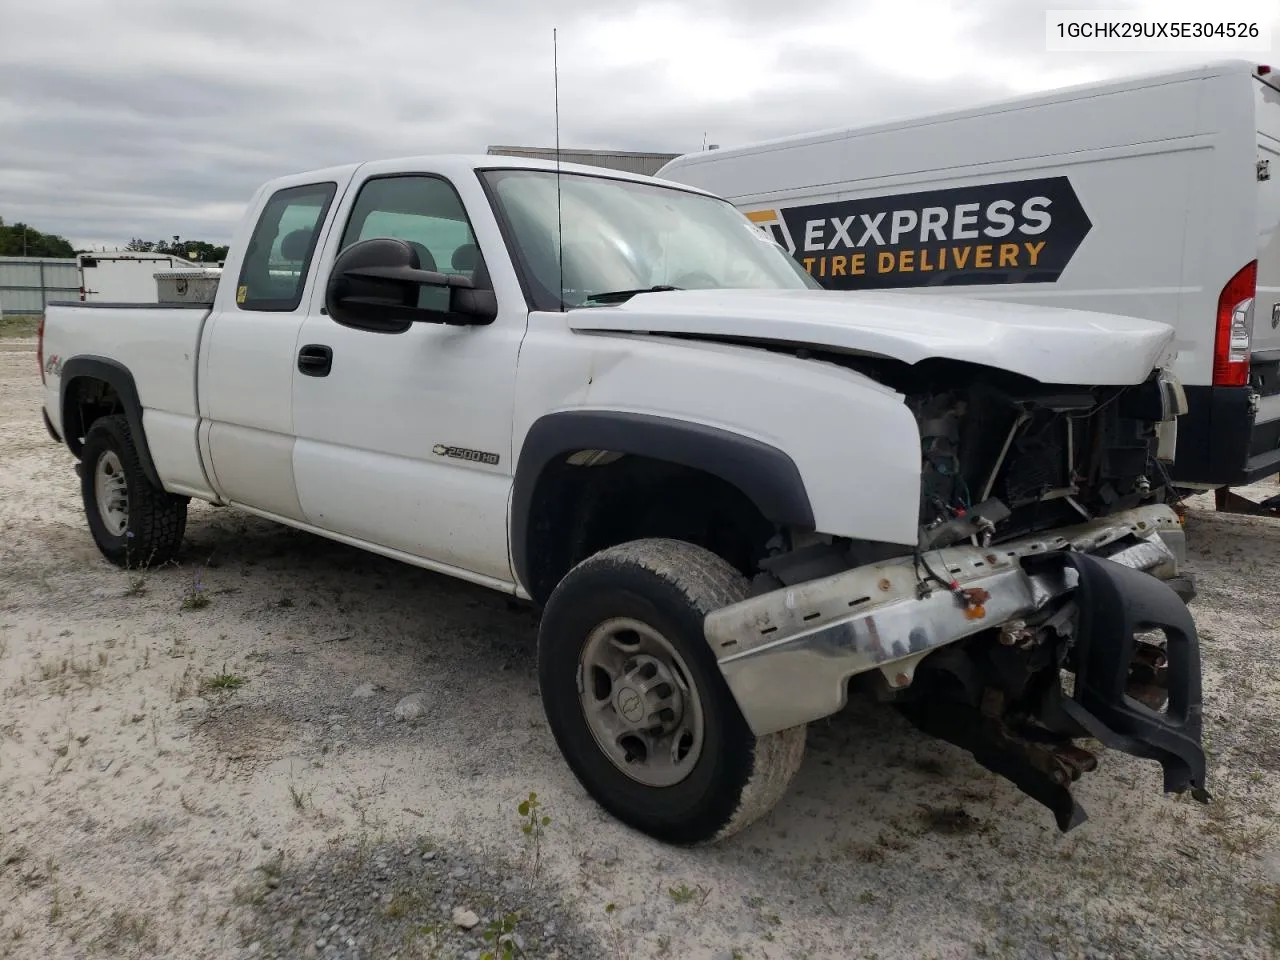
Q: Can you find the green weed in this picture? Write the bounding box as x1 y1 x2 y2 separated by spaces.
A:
518 791 551 883
199 667 244 695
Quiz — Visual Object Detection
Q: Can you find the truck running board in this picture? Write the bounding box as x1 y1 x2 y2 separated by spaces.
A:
898 550 1209 832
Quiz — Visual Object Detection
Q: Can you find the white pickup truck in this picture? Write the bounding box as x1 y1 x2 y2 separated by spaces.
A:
37 154 1208 845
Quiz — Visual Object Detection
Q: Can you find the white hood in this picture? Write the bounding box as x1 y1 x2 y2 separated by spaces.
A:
567 289 1176 386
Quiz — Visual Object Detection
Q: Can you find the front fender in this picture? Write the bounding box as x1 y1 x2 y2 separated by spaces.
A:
510 325 924 569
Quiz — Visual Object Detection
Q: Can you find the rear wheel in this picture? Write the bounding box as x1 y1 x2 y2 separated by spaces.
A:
80 414 187 567
537 538 806 845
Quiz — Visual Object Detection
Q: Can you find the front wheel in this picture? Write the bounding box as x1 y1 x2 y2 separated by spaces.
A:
537 538 806 845
80 414 188 568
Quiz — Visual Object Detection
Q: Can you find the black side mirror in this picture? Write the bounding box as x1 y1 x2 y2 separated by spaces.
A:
325 237 498 333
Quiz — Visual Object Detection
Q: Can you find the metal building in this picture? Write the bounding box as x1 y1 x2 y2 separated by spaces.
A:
0 256 80 316
486 145 681 177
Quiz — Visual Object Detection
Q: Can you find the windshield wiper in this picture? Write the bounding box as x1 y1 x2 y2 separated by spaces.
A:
582 284 681 305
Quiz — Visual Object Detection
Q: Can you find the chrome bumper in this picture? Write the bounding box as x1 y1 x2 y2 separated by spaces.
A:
705 504 1187 737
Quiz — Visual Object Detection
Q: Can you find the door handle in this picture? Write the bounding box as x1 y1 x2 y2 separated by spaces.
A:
297 344 333 377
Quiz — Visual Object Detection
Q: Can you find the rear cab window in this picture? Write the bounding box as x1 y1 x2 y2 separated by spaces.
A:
236 182 338 311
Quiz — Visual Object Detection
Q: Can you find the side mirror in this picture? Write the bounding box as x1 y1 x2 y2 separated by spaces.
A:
325 237 498 333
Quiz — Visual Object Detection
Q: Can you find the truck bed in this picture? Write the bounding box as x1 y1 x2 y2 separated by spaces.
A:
42 301 213 498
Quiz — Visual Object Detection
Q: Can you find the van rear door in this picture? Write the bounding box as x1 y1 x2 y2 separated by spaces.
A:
1254 72 1280 360
1243 70 1280 481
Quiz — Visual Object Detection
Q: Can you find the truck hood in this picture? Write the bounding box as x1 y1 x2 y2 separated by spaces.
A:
567 289 1177 386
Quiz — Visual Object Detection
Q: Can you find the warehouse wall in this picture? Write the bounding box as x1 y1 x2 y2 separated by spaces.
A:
0 256 79 315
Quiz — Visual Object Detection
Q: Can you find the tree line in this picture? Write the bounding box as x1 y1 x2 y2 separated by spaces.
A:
0 218 75 258
0 217 227 262
125 238 229 262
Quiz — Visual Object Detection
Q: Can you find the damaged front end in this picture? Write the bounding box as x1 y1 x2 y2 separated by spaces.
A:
708 358 1209 831
706 505 1209 830
894 541 1208 831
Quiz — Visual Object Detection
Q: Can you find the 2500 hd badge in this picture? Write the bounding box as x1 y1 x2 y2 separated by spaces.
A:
433 443 500 466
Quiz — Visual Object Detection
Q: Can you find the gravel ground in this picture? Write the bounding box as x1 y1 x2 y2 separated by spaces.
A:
1 339 1279 959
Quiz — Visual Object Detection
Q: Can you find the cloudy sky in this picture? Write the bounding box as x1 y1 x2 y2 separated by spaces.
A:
2 0 1277 249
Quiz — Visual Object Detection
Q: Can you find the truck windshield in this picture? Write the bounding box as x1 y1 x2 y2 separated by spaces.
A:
481 168 820 309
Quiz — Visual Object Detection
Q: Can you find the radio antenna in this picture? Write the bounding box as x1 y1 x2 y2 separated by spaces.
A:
554 27 565 312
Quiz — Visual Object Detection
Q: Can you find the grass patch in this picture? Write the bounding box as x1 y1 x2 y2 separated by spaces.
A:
1201 799 1276 855
198 667 245 695
0 315 39 339
668 882 710 906
37 656 68 681
181 573 210 610
95 909 157 952
288 781 312 812
383 889 429 920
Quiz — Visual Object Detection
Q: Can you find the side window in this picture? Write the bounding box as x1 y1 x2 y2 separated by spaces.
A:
339 175 485 283
236 182 337 311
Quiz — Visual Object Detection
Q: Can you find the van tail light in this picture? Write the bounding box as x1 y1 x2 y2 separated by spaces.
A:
37 315 46 385
1213 260 1256 387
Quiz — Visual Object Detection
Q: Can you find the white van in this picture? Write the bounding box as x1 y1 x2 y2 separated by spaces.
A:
658 58 1280 495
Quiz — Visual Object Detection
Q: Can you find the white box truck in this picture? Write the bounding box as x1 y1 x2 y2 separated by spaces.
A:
77 252 202 304
657 58 1280 504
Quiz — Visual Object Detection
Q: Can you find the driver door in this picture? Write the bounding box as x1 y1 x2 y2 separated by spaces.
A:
289 168 526 585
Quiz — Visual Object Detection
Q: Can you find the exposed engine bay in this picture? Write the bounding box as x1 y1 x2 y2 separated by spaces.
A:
904 363 1183 550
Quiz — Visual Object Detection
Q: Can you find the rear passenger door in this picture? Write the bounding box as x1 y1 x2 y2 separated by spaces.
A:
199 168 355 519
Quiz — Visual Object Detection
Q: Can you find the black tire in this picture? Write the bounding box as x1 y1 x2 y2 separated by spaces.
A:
537 538 806 845
80 414 187 568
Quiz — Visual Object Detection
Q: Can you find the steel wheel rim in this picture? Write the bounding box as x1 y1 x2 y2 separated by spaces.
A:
578 616 705 787
94 450 129 537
